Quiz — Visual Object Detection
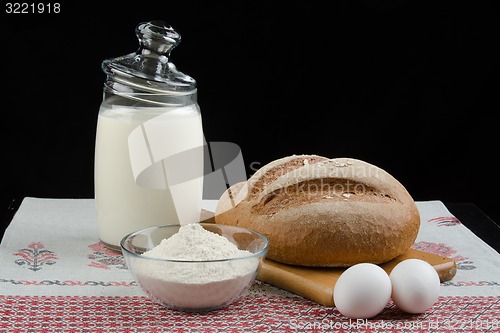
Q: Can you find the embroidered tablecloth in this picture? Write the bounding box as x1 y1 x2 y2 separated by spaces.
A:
1 198 499 332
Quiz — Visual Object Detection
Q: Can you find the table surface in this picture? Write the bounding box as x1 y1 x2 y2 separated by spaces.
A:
1 198 499 333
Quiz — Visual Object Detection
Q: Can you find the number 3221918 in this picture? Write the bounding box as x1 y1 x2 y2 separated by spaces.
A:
6 3 60 14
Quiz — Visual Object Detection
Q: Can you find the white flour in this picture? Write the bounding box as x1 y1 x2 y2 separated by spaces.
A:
144 223 251 261
134 224 259 310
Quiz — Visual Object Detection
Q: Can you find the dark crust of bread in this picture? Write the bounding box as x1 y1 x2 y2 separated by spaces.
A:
215 155 420 267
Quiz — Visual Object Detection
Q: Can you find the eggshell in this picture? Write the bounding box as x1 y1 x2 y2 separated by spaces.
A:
390 258 440 314
333 263 392 319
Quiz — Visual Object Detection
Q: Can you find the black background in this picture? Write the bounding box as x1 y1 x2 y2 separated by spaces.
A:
1 1 498 234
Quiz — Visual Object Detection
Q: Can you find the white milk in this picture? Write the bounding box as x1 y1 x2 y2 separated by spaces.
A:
95 103 204 248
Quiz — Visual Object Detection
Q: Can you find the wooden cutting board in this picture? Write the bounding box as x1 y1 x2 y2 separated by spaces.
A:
257 249 457 307
201 210 457 307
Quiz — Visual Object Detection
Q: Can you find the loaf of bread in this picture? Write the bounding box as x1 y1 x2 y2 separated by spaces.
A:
215 155 420 267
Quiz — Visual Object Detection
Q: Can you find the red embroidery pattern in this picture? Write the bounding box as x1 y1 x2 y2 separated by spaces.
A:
87 242 127 270
13 242 58 271
0 279 136 287
412 241 476 270
428 216 462 227
0 295 498 332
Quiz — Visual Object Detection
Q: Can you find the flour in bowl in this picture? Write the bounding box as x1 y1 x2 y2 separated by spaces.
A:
134 223 260 310
144 223 250 260
139 223 256 284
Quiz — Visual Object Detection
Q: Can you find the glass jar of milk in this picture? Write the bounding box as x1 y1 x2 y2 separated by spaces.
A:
95 21 204 249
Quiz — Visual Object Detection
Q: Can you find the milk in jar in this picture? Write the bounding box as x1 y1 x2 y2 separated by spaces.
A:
95 21 204 249
95 103 203 247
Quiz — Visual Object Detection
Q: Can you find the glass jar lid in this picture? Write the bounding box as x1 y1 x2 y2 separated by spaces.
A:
102 21 196 93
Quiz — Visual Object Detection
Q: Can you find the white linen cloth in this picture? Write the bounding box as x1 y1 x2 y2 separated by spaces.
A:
1 198 499 297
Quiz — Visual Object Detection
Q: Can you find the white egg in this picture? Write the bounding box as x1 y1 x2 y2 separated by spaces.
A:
333 263 392 319
390 259 440 314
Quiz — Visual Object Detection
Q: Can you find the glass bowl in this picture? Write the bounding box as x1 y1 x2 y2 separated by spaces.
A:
121 223 269 312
